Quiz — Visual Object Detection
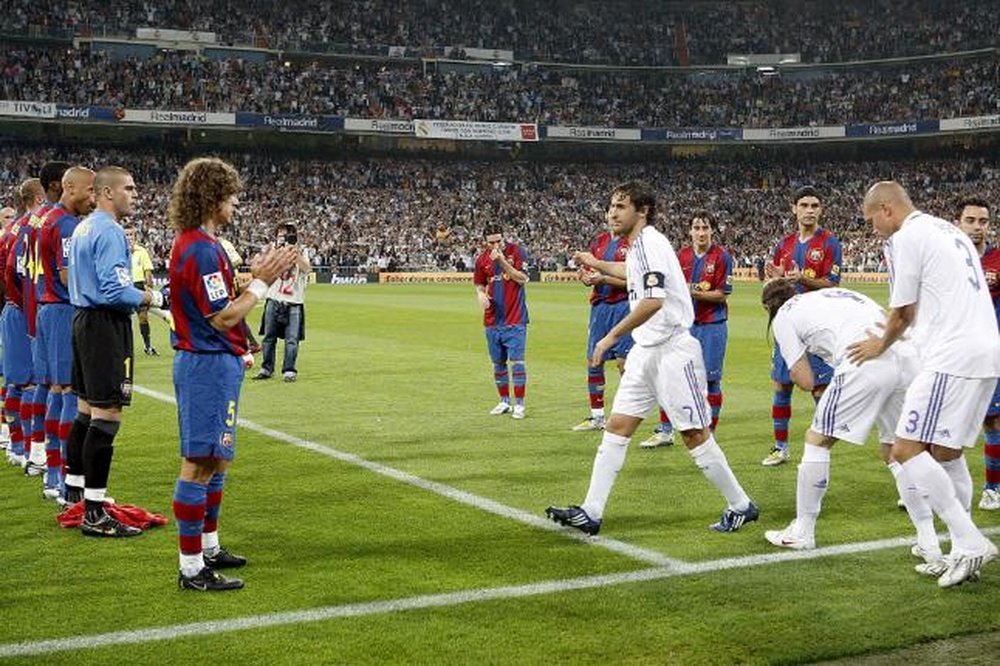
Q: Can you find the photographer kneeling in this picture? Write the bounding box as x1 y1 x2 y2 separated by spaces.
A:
252 223 311 382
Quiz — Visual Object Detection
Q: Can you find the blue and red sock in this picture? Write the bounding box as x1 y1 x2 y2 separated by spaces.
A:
173 479 208 558
44 391 63 489
985 425 1000 491
772 387 792 451
587 366 605 410
707 380 723 431
511 362 526 407
493 363 510 402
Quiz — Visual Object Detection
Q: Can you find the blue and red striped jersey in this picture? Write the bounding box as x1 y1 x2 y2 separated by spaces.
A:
679 243 733 324
4 212 33 307
24 203 55 335
37 203 79 304
982 245 1000 327
771 228 842 293
588 231 629 305
169 228 247 356
473 242 530 327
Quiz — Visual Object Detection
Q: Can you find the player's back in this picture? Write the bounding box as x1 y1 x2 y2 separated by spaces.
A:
774 288 886 367
888 213 999 376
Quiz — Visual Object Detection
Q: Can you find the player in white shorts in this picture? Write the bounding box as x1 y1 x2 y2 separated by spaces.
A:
545 181 757 535
848 181 999 588
758 280 940 557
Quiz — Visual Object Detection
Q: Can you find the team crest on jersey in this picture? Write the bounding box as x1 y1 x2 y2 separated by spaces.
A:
120 380 133 400
704 263 716 275
644 272 665 288
220 432 233 448
203 271 228 301
808 248 824 262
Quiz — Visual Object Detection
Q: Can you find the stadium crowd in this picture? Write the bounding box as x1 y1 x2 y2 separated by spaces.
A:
2 46 997 127
5 0 998 65
1 147 995 276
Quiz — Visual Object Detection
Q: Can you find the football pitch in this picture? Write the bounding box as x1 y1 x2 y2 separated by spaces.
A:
1 281 998 665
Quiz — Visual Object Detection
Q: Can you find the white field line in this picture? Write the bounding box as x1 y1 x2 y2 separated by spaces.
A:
3 527 998 658
132 386 683 569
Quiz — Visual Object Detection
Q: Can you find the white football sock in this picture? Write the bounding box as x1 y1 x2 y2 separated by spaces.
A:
903 452 987 555
795 444 831 536
180 552 205 578
887 460 939 555
581 431 629 520
939 456 973 513
689 435 750 511
202 530 220 555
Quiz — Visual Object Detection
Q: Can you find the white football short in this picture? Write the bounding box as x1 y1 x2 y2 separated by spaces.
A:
811 352 915 445
895 370 996 449
611 333 711 431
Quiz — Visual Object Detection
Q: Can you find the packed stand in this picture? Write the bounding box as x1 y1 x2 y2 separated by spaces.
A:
4 0 999 65
1 147 995 276
2 46 997 127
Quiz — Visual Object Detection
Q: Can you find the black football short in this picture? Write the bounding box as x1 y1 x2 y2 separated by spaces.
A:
71 308 134 407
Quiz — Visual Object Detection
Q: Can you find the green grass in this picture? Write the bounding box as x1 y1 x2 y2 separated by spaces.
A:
1 281 997 664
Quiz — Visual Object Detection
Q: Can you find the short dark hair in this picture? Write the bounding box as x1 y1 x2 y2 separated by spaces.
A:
39 161 71 193
957 197 990 219
612 181 657 223
761 278 798 330
691 210 713 227
793 186 822 205
483 224 503 238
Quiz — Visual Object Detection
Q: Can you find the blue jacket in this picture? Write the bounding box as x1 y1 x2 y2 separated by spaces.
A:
68 210 145 310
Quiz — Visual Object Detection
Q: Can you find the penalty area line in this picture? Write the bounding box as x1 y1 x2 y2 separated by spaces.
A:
3 527 998 658
131 385 683 569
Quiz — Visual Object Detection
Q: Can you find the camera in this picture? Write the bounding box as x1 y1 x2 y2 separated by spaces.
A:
277 224 297 246
284 233 297 245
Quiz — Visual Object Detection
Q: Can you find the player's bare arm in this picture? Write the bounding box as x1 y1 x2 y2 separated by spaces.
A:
788 355 815 392
573 250 626 280
475 284 490 309
590 297 662 367
690 284 727 303
845 303 915 365
489 247 528 284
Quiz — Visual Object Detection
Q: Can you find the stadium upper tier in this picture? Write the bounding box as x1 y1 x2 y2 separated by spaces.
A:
6 0 998 66
2 147 994 276
2 47 996 127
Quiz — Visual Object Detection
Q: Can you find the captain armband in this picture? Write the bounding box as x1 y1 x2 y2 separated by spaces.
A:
642 271 665 290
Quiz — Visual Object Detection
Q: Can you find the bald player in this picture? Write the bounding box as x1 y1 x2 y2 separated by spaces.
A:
848 181 998 587
36 166 96 500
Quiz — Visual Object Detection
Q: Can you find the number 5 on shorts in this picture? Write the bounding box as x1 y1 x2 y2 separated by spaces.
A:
225 400 236 427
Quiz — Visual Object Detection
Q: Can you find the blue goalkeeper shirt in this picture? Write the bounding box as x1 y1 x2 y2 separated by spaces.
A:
68 210 145 311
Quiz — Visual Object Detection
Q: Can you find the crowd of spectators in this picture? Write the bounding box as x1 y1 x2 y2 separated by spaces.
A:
5 0 998 66
2 146 995 277
2 46 997 127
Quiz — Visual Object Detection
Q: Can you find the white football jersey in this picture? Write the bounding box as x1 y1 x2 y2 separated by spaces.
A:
266 265 308 304
626 225 694 346
772 288 892 368
884 211 1000 377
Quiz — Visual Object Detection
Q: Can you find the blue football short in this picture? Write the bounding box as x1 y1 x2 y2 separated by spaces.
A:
587 300 633 362
691 321 727 382
771 343 833 387
485 324 527 364
1 305 33 386
174 350 244 461
37 303 75 386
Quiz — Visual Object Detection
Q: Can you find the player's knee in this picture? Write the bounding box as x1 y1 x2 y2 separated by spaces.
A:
985 413 1000 431
929 444 963 463
679 428 710 449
